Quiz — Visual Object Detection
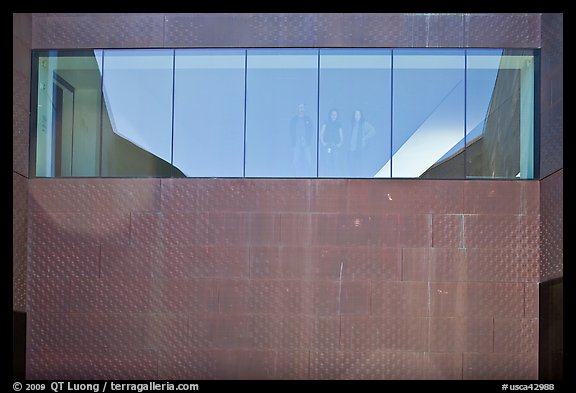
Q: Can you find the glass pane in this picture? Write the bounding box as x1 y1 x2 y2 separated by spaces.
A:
101 49 176 177
35 50 102 177
173 49 246 177
466 49 535 179
319 49 392 178
392 49 466 178
245 49 318 177
33 47 536 180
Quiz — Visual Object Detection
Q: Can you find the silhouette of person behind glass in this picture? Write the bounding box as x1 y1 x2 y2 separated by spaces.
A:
320 108 344 176
349 109 376 177
290 103 314 172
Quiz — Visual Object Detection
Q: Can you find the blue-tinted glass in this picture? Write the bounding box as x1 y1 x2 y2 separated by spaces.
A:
101 49 175 176
32 47 536 180
35 50 103 177
173 49 246 177
466 49 535 179
245 49 318 177
392 49 465 178
319 49 392 178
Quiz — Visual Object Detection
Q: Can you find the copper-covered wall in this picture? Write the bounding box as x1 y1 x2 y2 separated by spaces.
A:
30 13 541 49
539 14 563 178
539 170 563 379
27 178 540 379
540 171 563 282
13 12 31 379
538 13 563 380
15 13 562 380
538 12 563 282
13 12 31 313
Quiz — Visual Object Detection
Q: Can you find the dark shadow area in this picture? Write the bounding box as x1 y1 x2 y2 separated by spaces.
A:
13 311 26 379
539 276 563 380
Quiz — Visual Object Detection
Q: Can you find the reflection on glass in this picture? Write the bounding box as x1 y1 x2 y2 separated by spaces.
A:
173 49 246 177
32 48 536 179
290 103 316 173
466 49 535 179
319 108 344 176
391 49 465 178
35 50 103 177
245 49 318 177
101 49 176 177
320 49 392 178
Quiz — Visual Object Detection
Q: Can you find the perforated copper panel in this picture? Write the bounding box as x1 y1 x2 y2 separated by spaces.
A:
29 349 159 380
344 179 464 215
14 13 32 45
156 244 250 279
430 248 467 282
466 282 525 318
463 214 539 250
525 286 540 320
430 282 466 317
372 281 428 316
494 318 538 353
398 214 432 247
310 351 428 380
430 317 493 353
164 13 243 48
13 246 27 312
211 349 276 380
274 350 310 379
540 13 563 177
161 178 255 213
27 276 69 314
521 181 540 215
29 210 131 246
402 248 430 281
13 31 30 75
249 213 281 246
463 181 522 214
463 353 538 380
465 13 541 48
100 244 159 280
311 316 340 352
466 248 539 283
13 16 30 313
13 70 30 177
432 214 464 248
32 14 165 48
540 104 563 178
30 241 100 278
29 178 161 213
29 179 539 379
421 14 465 47
157 349 214 380
540 170 563 281
31 13 545 51
13 173 28 249
68 276 156 313
425 352 463 380
359 13 414 47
